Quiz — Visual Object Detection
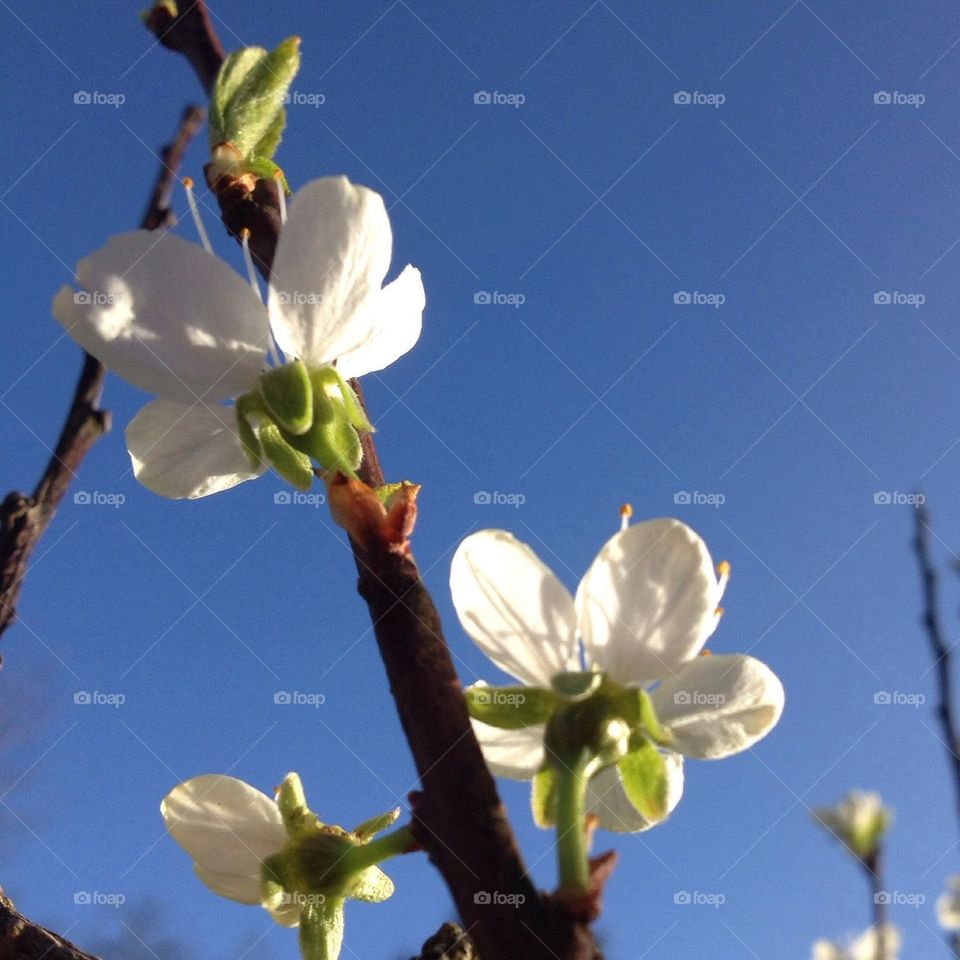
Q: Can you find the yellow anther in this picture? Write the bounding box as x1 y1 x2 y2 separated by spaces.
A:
619 503 633 531
717 560 731 578
182 175 194 188
700 648 713 657
239 227 252 240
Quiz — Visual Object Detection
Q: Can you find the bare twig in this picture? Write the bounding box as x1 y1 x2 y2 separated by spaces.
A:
145 6 605 957
0 887 102 960
913 502 960 832
0 106 205 645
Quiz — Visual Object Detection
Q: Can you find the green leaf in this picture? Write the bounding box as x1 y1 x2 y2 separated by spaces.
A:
253 111 286 167
352 807 400 841
210 46 267 147
617 741 668 822
466 684 557 730
299 898 345 960
210 36 301 162
260 359 313 435
260 422 314 490
530 766 558 828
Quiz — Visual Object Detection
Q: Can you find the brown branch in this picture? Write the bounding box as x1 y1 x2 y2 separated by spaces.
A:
913 501 960 833
0 105 205 645
0 888 101 960
145 6 605 958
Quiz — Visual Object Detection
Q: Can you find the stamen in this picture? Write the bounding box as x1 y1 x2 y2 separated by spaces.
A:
619 503 633 531
239 228 263 303
700 647 713 656
717 560 731 578
274 171 288 225
240 227 281 369
182 177 212 255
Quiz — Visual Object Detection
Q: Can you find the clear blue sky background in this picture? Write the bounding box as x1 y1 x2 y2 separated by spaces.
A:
1 1 959 957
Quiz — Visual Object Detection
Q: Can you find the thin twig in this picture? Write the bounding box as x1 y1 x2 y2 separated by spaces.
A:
145 6 604 957
0 887 101 960
913 502 960 832
0 105 205 645
0 109 205 957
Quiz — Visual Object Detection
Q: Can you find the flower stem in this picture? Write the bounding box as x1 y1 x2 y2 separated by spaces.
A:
348 823 417 871
864 849 887 960
554 759 590 892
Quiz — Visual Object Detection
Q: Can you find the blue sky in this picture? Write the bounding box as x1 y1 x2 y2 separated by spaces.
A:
2 1 960 957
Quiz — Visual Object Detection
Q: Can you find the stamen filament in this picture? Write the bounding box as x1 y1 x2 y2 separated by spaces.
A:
182 177 212 255
240 227 282 368
274 172 288 225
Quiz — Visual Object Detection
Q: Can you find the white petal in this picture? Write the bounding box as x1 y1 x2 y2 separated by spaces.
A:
473 721 544 780
811 941 842 960
585 754 684 834
576 518 724 686
161 775 286 879
193 864 262 905
53 231 268 402
335 265 425 379
268 177 392 364
451 530 579 687
125 399 266 499
651 654 785 759
851 925 901 960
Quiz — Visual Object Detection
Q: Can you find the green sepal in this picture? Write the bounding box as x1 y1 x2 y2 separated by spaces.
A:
299 897 345 960
320 366 374 433
352 807 400 841
260 853 288 912
210 36 301 162
349 865 394 903
260 422 314 490
260 359 313 435
465 684 557 730
617 740 668 823
613 687 672 747
551 671 603 702
282 376 362 475
531 765 558 828
235 394 263 468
